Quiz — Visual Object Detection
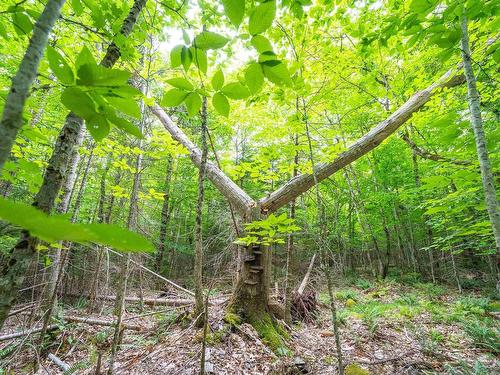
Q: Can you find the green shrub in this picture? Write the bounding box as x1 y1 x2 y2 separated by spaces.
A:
354 279 372 290
454 296 490 316
414 282 446 298
335 289 360 302
400 272 422 285
463 320 499 354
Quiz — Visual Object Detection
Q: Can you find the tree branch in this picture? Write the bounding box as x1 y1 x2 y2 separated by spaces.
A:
401 132 472 166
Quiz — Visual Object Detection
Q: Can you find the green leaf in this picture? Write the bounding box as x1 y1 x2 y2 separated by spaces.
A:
181 46 192 71
76 46 97 71
251 35 273 53
0 197 153 252
86 113 110 141
221 82 251 99
170 44 183 68
46 46 74 85
212 69 225 91
193 31 229 50
249 0 276 35
93 68 131 86
161 88 189 107
12 12 32 35
84 223 154 252
262 60 292 85
107 111 143 138
72 0 84 15
106 96 141 119
192 47 207 74
245 63 265 94
222 0 245 27
184 92 202 116
61 87 96 119
167 77 194 91
0 22 8 39
258 51 278 63
409 0 432 13
212 92 230 117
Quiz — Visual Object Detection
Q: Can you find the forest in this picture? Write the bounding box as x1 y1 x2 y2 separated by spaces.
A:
0 0 498 373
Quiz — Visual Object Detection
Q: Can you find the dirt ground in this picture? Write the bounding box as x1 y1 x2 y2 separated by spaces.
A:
1 282 498 374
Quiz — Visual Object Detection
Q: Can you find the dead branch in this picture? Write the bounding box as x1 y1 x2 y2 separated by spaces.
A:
48 353 70 371
401 133 472 166
0 324 58 341
63 315 142 331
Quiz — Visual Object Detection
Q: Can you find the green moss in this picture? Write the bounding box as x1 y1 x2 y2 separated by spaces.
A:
250 313 290 355
224 311 242 326
345 363 371 375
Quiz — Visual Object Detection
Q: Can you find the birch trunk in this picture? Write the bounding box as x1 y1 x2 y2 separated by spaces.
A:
460 15 500 253
0 0 147 330
0 0 66 171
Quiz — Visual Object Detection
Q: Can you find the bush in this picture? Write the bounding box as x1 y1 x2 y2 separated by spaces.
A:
335 289 360 302
463 320 499 354
354 279 372 290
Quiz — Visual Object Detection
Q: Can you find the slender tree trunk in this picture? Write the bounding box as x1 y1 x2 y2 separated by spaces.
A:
194 97 208 321
0 0 147 330
107 74 147 374
89 157 112 309
156 156 174 273
0 0 66 171
284 133 298 326
460 15 500 254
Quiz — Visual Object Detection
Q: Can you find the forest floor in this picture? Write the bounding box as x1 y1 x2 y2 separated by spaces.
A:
1 278 499 374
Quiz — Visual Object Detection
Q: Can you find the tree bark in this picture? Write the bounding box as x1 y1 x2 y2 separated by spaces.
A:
150 105 256 216
259 70 465 213
108 73 147 373
460 15 500 254
0 0 66 171
156 156 174 273
0 0 147 330
194 97 208 320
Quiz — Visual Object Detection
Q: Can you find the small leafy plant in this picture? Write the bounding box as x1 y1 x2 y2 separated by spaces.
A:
234 213 300 246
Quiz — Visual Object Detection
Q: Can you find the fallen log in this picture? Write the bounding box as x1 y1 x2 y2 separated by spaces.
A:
0 324 58 341
97 295 194 306
48 353 70 371
63 315 142 331
105 248 195 297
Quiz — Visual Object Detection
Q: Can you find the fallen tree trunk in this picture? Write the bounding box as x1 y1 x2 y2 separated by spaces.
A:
47 353 70 371
0 324 58 341
150 105 256 216
259 70 466 213
106 248 195 297
63 315 142 331
97 295 194 306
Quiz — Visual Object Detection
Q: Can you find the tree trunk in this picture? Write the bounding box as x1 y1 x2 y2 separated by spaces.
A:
460 15 500 254
194 97 208 320
0 0 147 330
156 156 174 273
0 0 66 171
108 73 147 373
